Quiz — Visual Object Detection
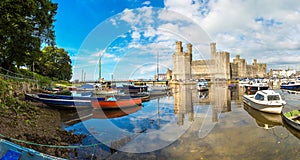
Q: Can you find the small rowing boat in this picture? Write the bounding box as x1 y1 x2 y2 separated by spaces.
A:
282 110 300 131
0 138 65 160
91 98 142 109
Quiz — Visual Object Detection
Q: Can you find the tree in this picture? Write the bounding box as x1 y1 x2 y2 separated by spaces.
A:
36 46 72 81
0 0 57 71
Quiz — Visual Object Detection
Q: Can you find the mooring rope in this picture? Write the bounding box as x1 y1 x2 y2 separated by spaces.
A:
0 133 102 149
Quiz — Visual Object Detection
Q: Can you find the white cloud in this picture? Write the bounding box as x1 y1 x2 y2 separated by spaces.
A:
110 18 117 26
120 8 136 24
74 1 300 81
142 1 151 5
163 0 300 70
131 29 141 40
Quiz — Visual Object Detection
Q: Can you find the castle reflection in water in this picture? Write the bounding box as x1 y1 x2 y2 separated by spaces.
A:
171 82 243 125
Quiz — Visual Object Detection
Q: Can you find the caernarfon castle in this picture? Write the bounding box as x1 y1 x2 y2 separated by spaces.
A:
172 41 267 81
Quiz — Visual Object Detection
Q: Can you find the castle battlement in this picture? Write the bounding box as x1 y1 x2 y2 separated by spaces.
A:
172 41 267 81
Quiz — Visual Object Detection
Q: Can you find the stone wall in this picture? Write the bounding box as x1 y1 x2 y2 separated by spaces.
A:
172 41 267 81
191 60 212 79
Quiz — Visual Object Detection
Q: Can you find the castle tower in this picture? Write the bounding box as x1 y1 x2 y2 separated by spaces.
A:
176 41 183 53
214 51 230 80
232 54 246 78
253 59 257 65
172 41 192 81
187 43 192 62
210 42 216 59
187 43 192 55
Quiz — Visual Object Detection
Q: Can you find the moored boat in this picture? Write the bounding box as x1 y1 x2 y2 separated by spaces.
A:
25 93 104 108
148 85 170 92
114 93 150 102
120 84 148 93
37 93 96 100
243 90 286 114
280 80 300 91
91 98 142 109
244 79 269 94
0 138 65 160
282 109 300 131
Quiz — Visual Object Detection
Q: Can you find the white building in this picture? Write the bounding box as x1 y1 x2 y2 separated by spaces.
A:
270 69 296 78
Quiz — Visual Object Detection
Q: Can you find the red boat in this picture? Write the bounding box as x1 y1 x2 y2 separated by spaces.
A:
91 98 142 109
92 105 142 118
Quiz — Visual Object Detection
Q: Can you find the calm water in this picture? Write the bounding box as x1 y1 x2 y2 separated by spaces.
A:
61 83 300 160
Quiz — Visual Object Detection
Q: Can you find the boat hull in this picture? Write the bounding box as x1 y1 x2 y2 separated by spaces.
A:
243 95 283 114
25 94 95 108
280 85 300 91
91 98 142 109
0 139 65 160
37 93 104 101
282 110 300 131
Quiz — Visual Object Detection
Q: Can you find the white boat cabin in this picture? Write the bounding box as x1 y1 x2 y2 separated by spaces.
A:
254 90 282 102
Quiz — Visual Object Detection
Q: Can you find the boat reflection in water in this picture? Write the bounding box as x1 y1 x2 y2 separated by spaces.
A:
283 118 300 140
243 103 283 129
92 106 142 119
61 106 142 126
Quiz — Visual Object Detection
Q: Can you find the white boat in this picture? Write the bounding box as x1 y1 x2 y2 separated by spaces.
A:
244 79 269 94
243 90 286 114
197 80 208 91
239 78 250 86
148 85 170 92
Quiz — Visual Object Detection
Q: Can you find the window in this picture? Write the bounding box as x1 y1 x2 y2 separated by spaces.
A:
267 95 280 101
255 94 264 101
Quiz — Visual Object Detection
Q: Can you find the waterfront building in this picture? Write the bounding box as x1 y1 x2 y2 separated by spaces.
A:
269 68 296 78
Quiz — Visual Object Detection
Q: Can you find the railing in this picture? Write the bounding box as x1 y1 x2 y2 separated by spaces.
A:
0 67 37 82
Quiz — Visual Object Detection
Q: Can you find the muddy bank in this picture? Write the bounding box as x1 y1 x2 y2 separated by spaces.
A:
0 78 86 158
0 98 87 158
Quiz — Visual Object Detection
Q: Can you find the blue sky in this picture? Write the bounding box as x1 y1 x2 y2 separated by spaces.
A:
53 0 300 81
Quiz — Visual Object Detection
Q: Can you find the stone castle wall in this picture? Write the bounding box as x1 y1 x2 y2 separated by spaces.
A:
172 41 267 81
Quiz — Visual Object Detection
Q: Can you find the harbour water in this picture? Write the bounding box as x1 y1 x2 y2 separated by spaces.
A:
61 82 300 159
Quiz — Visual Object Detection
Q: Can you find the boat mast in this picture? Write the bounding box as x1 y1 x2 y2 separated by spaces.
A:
157 52 159 81
99 54 101 82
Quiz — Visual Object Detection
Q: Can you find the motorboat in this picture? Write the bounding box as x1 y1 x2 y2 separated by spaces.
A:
244 79 269 94
280 80 300 91
243 90 286 114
